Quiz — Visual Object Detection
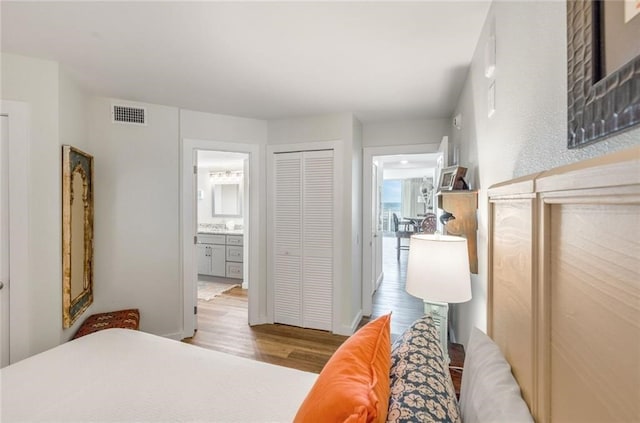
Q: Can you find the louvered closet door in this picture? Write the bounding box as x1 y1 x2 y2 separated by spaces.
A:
273 152 303 327
301 150 333 331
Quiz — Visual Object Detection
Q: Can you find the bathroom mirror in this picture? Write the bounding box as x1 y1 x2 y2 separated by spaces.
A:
212 183 242 217
62 145 94 328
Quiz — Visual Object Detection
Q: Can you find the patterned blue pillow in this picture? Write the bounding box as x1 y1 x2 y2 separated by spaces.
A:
386 316 461 423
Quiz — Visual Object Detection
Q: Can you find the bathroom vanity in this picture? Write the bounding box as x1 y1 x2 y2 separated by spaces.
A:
197 232 243 279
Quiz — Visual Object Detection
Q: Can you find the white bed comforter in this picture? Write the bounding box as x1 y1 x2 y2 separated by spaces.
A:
1 329 317 422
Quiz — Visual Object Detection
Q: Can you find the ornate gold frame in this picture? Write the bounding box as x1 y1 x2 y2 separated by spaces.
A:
62 145 94 328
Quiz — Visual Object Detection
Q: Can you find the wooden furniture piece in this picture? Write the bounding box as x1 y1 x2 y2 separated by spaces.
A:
488 146 639 422
437 190 478 273
448 342 465 399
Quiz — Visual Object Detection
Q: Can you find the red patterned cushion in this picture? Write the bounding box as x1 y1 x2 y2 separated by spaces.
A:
72 309 140 339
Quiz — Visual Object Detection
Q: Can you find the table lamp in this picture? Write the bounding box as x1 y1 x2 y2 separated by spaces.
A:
405 234 472 363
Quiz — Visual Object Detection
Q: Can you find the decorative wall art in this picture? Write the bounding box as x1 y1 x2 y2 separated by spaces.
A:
567 0 640 148
62 145 94 328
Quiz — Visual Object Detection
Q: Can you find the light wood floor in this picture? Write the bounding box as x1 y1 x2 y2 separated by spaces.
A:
184 287 348 374
185 235 423 374
362 236 424 338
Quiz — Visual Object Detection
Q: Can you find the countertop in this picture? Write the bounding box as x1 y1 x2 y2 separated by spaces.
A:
197 230 244 236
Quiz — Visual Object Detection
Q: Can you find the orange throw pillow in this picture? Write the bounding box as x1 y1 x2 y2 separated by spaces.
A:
294 314 391 423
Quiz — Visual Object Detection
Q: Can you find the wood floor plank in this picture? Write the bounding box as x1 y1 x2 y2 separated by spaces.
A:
184 235 424 373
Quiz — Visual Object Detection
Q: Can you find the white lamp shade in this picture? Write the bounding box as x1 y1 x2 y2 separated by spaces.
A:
405 234 472 303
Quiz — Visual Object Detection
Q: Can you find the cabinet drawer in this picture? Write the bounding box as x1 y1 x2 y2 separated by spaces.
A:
226 262 243 279
226 245 243 262
198 234 226 245
226 235 243 246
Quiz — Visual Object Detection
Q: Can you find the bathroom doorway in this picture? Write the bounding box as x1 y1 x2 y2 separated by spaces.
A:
181 139 261 339
195 150 248 309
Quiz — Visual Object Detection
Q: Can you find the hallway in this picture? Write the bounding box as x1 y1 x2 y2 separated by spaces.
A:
368 235 424 339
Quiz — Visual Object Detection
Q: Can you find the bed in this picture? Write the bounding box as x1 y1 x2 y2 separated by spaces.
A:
2 329 318 422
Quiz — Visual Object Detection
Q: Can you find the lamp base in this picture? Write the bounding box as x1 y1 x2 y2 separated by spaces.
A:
424 301 450 364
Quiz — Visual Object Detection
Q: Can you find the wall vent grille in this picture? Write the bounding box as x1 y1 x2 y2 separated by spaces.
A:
112 104 147 125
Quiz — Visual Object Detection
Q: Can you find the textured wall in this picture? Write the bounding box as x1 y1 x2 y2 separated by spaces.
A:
450 1 640 346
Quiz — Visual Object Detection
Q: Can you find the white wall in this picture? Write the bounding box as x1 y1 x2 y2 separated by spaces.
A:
181 109 268 145
1 53 90 357
87 97 182 337
59 66 88 149
363 118 450 147
451 1 640 346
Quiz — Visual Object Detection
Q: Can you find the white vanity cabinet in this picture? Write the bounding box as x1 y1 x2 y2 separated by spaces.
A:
197 233 243 279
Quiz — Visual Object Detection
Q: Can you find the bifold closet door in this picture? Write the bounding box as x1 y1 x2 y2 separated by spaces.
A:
273 152 303 327
272 150 333 331
301 150 333 331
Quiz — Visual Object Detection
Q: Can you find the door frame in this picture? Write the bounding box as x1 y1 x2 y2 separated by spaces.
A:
361 141 444 316
0 100 30 365
181 138 262 339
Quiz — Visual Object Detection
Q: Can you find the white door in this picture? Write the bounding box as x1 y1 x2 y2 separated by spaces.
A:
371 163 383 293
273 152 303 327
301 150 333 331
1 115 9 367
272 150 333 331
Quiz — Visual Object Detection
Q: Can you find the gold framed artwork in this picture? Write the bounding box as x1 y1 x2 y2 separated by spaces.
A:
62 145 94 328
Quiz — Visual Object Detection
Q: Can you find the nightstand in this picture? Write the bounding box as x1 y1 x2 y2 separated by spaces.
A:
448 342 465 399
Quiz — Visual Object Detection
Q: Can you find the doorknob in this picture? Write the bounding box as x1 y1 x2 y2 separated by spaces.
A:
0 281 4 290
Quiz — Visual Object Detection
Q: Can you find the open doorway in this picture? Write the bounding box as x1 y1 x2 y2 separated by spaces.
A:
195 150 248 311
375 154 439 337
181 139 261 340
362 141 447 337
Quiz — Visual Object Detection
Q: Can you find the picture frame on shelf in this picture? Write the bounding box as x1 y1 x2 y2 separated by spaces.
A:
438 166 467 191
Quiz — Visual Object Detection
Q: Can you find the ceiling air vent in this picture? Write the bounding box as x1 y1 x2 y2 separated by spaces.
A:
112 104 147 125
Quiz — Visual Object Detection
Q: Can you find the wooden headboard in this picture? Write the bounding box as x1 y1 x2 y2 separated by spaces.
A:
488 146 640 423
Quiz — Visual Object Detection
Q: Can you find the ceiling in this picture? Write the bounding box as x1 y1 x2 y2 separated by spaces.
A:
1 1 490 122
375 153 439 180
375 153 439 170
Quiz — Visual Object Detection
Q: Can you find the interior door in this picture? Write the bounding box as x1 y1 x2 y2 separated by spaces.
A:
374 164 383 290
273 152 303 327
1 115 9 367
371 163 383 294
301 150 333 331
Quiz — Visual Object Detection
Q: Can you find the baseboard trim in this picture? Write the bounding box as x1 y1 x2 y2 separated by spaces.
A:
334 310 363 336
